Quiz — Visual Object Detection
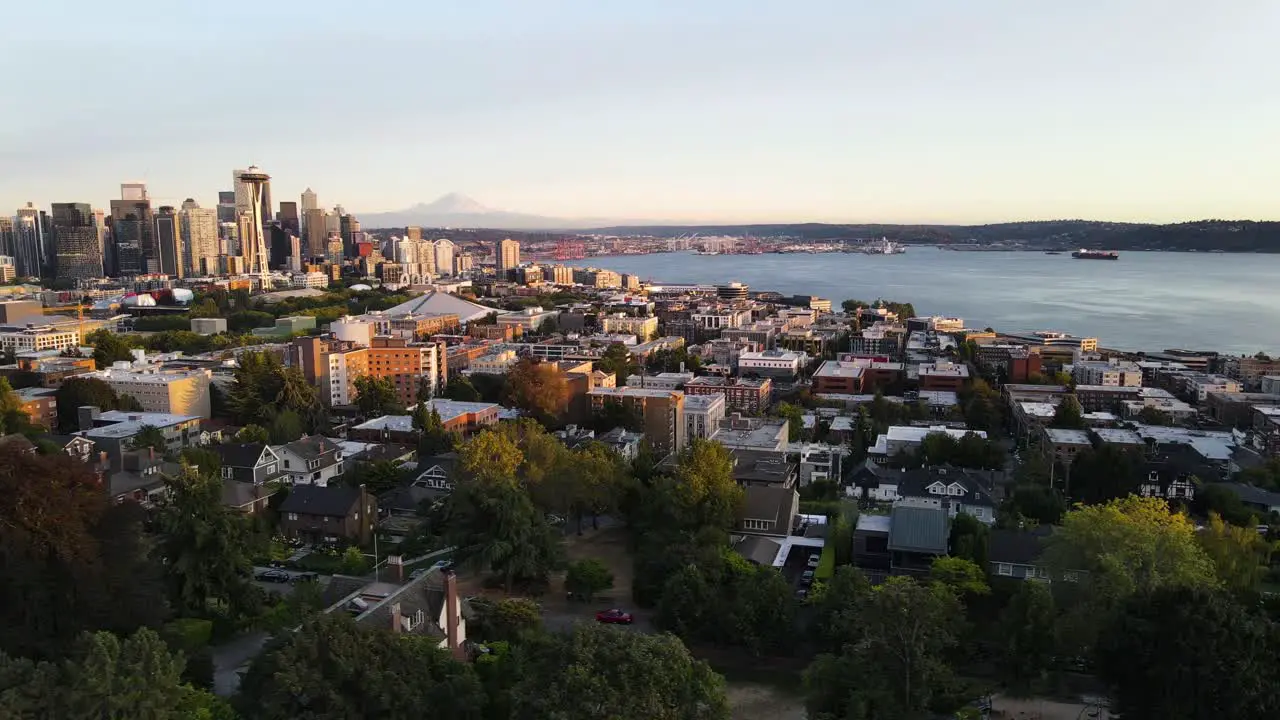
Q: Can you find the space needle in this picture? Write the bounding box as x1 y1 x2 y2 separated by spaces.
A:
238 166 272 288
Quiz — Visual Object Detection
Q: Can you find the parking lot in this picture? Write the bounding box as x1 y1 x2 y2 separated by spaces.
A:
779 546 822 600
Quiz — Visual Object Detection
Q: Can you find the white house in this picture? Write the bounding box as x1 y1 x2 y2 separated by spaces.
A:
272 436 345 487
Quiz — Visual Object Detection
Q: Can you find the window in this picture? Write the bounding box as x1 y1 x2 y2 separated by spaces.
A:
286 513 298 521
221 467 233 479
1063 570 1081 583
997 563 1013 576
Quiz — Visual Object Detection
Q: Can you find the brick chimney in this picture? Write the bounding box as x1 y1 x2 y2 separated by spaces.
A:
387 554 404 583
444 571 464 660
390 602 402 634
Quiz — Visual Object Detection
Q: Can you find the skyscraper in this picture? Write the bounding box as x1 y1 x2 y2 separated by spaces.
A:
15 203 46 277
300 188 318 236
220 222 240 257
339 213 360 256
498 238 520 273
0 217 13 258
304 208 327 260
278 201 299 234
433 238 456 278
406 226 423 241
51 203 103 280
217 191 237 225
154 205 182 278
110 183 156 272
179 199 218 276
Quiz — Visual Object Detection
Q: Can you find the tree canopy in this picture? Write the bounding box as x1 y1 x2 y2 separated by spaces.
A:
503 358 569 424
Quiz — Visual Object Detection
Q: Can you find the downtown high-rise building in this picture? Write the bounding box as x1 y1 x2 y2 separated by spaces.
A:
179 199 219 276
339 212 360 255
433 238 456 278
498 238 520 273
303 207 327 259
217 191 237 225
110 182 156 273
0 217 13 259
154 205 182 278
278 201 299 234
15 202 47 277
51 202 103 280
300 188 318 236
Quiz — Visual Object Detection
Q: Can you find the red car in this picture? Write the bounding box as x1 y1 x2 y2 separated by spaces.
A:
595 609 634 625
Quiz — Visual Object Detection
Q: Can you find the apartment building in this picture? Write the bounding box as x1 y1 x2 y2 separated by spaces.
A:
738 349 808 379
625 372 693 391
600 314 658 340
0 325 80 352
470 348 518 376
813 358 905 394
587 386 686 457
683 393 726 442
93 365 213 418
683 375 773 414
1072 359 1142 387
367 336 446 407
917 361 969 392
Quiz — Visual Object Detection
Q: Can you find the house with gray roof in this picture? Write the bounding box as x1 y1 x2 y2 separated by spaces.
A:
887 505 949 577
737 484 799 537
324 561 467 660
272 435 345 487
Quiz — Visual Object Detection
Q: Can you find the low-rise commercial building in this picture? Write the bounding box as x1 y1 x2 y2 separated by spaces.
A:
683 375 772 414
737 349 808 379
917 361 969 392
625 371 693 391
190 317 227 335
469 348 518 376
497 307 560 332
868 425 989 464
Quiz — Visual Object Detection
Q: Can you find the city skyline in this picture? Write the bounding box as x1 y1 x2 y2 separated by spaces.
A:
5 1 1280 224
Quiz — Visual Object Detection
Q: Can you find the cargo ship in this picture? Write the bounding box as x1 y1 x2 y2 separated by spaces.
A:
1071 249 1119 260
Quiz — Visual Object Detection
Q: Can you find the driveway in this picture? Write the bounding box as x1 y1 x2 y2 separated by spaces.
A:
212 631 270 697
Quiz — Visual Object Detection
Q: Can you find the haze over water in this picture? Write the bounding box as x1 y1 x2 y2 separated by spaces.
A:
570 248 1280 355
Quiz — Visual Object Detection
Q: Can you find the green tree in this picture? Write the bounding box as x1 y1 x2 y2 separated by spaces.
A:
929 556 990 597
0 450 167 660
0 377 30 434
339 546 370 575
504 357 569 424
189 298 220 318
353 374 403 416
565 558 615 601
0 628 231 720
445 478 563 593
805 576 962 719
512 622 730 720
1193 482 1256 527
442 376 482 402
1045 495 1218 653
227 351 286 425
595 342 635 385
268 408 304 444
458 428 524 486
1069 444 1142 504
958 378 1004 434
996 581 1057 696
236 614 485 720
1050 395 1086 429
55 376 127 432
588 399 643 433
154 466 259 617
131 424 167 454
1096 586 1280 720
1136 406 1172 425
87 328 137 369
997 483 1066 527
947 513 989 566
1198 511 1274 595
775 401 806 442
473 598 543 643
236 424 270 444
669 438 744 530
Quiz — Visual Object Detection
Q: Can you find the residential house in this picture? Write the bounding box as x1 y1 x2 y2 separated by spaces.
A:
37 433 97 464
988 527 1055 581
279 485 377 545
273 436 345 487
409 452 459 498
896 467 998 525
108 448 173 507
886 504 949 578
325 564 466 658
595 427 643 460
853 514 892 583
1209 483 1280 519
215 443 284 484
220 479 277 515
798 443 844 486
737 484 799 537
730 449 797 488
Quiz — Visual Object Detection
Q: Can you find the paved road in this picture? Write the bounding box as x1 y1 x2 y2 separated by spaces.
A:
212 631 270 697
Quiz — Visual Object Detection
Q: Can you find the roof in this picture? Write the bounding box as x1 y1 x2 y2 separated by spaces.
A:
855 514 892 534
730 449 796 485
39 433 94 449
988 526 1053 565
383 291 505 324
741 485 798 527
1093 428 1145 445
885 425 988 443
1210 482 1280 509
279 485 364 517
897 467 997 507
353 415 414 433
422 398 499 423
1043 428 1092 445
216 442 272 468
220 479 277 508
354 568 461 638
887 505 949 554
276 436 340 462
734 535 783 565
1019 402 1057 419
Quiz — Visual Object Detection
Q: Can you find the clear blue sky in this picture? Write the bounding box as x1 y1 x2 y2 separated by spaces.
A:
4 1 1278 224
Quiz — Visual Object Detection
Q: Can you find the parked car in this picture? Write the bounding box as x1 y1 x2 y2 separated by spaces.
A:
807 553 821 568
795 589 808 600
595 609 634 625
255 569 290 583
801 570 815 585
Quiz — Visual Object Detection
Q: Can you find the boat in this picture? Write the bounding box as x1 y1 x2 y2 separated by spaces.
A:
851 237 906 255
1071 249 1119 260
1044 250 1062 255
693 251 720 256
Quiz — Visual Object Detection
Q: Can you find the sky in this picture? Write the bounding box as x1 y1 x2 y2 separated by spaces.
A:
4 1 1279 224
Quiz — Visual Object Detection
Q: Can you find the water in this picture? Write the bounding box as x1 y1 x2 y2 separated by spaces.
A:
568 248 1280 355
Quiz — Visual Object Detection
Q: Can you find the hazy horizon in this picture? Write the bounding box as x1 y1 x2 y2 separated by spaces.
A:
5 1 1279 224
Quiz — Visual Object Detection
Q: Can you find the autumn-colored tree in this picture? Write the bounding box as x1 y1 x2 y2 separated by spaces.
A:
504 357 568 423
458 428 524 485
1198 511 1275 595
